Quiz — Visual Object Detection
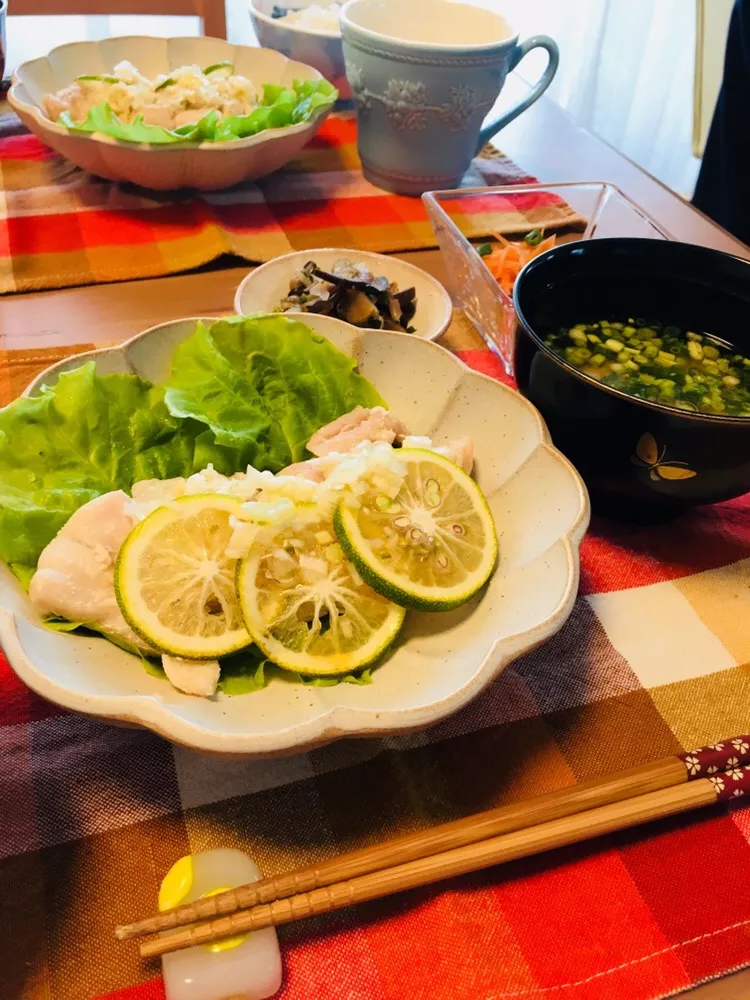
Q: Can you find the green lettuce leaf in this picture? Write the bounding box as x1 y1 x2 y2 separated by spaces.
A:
0 362 239 569
165 315 386 473
294 669 373 687
43 617 152 660
42 617 87 634
9 563 36 591
218 647 269 695
40 617 372 696
217 652 374 695
138 647 268 695
59 78 337 145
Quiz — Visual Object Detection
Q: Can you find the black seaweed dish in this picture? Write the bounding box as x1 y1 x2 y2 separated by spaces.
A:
512 238 750 522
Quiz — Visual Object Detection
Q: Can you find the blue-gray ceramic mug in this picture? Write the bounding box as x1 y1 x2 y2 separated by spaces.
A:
340 0 559 195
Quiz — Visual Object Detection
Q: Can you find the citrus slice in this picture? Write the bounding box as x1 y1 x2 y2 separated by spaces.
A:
334 449 498 611
237 513 405 676
115 495 251 659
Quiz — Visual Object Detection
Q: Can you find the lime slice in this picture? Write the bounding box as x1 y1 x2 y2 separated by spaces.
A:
115 495 251 659
334 449 498 611
237 514 405 676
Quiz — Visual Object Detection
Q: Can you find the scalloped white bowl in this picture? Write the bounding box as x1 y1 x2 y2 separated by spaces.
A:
0 316 589 756
8 36 333 191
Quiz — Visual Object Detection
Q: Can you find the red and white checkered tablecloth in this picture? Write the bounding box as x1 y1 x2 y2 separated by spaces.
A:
1 313 749 1000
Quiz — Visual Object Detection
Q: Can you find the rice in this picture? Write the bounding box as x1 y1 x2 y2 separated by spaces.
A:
278 3 342 34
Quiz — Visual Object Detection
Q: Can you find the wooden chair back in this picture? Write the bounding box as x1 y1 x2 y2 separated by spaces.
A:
8 0 226 39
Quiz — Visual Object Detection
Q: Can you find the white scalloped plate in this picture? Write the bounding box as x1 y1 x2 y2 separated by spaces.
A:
0 317 589 756
8 37 332 190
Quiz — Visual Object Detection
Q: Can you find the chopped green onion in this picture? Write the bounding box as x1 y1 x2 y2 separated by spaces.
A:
524 229 544 247
476 243 492 257
154 77 175 92
604 339 624 353
543 319 750 416
76 74 120 84
203 61 234 75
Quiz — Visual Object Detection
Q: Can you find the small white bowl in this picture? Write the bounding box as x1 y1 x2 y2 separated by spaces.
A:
8 36 334 191
234 249 454 341
250 0 349 98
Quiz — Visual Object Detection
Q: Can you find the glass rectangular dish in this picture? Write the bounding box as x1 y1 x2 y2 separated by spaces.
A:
423 182 672 375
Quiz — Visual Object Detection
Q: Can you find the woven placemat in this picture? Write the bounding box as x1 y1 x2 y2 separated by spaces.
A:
0 110 546 294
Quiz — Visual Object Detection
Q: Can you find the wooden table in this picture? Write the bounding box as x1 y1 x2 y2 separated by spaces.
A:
2 79 750 999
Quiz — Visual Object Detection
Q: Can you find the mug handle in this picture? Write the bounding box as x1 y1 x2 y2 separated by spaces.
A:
475 35 560 154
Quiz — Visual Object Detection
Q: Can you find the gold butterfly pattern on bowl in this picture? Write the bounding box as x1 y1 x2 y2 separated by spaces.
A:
632 433 697 482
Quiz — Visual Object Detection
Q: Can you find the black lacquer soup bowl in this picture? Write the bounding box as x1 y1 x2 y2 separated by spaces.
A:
512 238 750 521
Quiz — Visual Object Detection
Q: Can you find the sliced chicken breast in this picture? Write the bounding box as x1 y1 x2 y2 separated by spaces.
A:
437 437 474 474
402 435 474 474
278 458 328 483
307 407 409 457
131 477 186 503
161 655 221 698
29 490 150 651
141 103 180 129
30 489 220 695
42 83 87 123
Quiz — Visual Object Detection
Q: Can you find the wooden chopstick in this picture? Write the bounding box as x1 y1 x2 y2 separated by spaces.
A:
117 755 685 942
140 770 747 959
118 735 750 948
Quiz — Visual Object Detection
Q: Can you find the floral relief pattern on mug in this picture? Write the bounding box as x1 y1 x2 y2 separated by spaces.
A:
346 65 494 132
